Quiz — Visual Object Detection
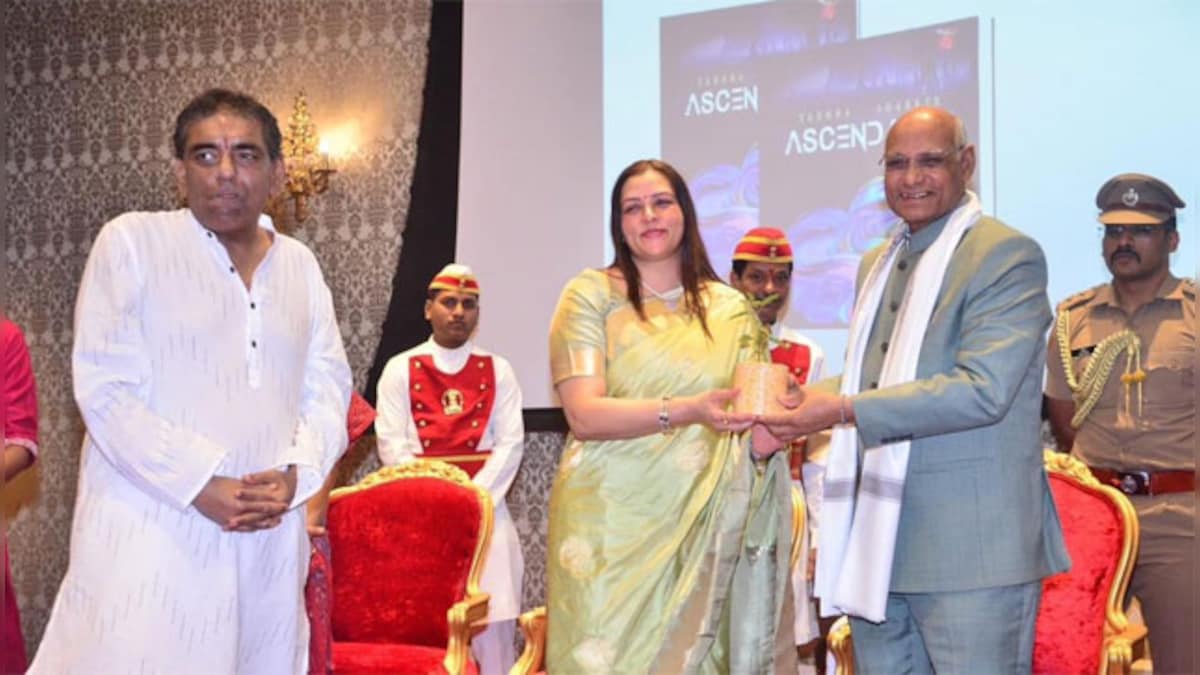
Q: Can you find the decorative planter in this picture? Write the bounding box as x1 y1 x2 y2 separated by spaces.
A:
733 361 791 415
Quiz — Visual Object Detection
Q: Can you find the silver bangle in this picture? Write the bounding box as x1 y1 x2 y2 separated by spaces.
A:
659 396 672 434
839 396 848 425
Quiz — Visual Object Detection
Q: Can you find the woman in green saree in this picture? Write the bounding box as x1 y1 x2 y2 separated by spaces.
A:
545 159 796 673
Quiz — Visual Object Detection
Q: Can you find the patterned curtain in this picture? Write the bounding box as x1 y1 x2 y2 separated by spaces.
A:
1 0 432 655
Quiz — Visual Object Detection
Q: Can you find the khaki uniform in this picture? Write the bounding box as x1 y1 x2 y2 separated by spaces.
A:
1046 274 1195 675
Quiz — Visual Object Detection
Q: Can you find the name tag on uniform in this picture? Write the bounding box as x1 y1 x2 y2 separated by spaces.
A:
1071 345 1096 358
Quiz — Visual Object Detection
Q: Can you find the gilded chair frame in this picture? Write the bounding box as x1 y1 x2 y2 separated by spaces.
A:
826 451 1146 675
1042 450 1145 674
791 485 807 571
510 606 547 675
330 459 494 675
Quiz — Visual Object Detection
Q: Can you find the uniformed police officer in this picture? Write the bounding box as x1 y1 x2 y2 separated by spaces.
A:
1045 173 1194 675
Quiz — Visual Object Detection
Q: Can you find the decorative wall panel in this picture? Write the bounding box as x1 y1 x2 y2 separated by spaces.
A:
2 0 431 654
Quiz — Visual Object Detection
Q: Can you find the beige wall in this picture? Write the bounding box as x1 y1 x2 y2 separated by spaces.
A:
2 0 432 656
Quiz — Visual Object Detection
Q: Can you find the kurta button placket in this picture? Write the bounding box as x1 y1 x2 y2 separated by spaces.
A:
246 284 264 388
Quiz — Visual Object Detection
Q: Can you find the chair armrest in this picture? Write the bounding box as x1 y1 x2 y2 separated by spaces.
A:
509 606 548 675
829 616 855 675
443 592 490 675
1103 622 1148 675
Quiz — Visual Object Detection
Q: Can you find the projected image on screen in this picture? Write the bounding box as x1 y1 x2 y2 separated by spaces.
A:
660 0 856 297
761 18 979 327
662 5 980 329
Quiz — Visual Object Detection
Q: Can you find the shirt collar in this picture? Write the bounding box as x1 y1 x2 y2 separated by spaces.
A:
427 337 473 358
1093 274 1184 307
187 209 277 235
904 197 966 254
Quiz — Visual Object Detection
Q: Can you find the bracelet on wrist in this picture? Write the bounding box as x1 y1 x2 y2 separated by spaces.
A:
839 395 848 425
659 396 672 435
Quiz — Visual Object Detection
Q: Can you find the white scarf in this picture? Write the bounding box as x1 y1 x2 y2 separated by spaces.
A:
814 192 981 622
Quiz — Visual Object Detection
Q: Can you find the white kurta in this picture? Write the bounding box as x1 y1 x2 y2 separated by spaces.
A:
31 209 351 675
375 339 525 621
773 322 826 645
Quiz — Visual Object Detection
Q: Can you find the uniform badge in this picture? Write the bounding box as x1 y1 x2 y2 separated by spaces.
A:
1122 187 1139 207
441 388 464 415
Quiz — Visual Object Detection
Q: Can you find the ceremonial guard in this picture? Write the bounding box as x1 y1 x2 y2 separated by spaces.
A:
729 227 827 665
376 264 526 674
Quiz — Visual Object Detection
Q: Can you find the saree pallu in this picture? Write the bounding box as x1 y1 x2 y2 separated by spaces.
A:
546 270 794 674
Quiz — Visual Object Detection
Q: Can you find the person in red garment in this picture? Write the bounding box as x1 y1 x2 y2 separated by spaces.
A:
2 315 39 673
728 228 828 669
304 391 377 675
375 264 525 674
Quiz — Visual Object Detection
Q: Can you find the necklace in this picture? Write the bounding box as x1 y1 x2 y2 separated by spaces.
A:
641 279 684 305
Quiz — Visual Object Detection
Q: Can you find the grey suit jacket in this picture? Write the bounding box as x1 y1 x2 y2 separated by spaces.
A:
830 215 1070 593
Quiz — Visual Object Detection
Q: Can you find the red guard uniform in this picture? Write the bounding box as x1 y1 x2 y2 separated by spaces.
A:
772 339 814 386
408 353 496 477
772 323 825 647
732 226 829 651
375 337 526 674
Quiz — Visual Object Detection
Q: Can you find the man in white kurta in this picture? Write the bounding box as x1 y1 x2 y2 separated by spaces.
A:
375 264 525 675
31 89 351 674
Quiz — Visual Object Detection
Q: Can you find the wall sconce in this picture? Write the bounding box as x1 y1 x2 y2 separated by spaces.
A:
277 91 336 223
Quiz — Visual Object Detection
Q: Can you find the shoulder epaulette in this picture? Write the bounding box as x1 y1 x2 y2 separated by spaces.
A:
1056 284 1103 313
1181 277 1195 300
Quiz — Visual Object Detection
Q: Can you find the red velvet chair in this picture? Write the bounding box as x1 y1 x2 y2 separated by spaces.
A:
827 450 1146 675
1034 451 1145 674
327 460 493 674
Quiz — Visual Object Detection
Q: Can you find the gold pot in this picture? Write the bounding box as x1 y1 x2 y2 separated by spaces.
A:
733 361 791 416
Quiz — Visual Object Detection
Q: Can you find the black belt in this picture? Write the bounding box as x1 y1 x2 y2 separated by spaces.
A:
1088 467 1195 496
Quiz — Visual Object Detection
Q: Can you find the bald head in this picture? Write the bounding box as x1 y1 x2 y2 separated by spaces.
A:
882 107 976 232
887 107 966 148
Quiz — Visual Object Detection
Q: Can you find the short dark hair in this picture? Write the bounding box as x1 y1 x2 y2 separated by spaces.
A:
1162 216 1178 232
173 88 283 160
731 259 794 278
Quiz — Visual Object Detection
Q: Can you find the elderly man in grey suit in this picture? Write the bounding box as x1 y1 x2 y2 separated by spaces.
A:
762 106 1069 674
